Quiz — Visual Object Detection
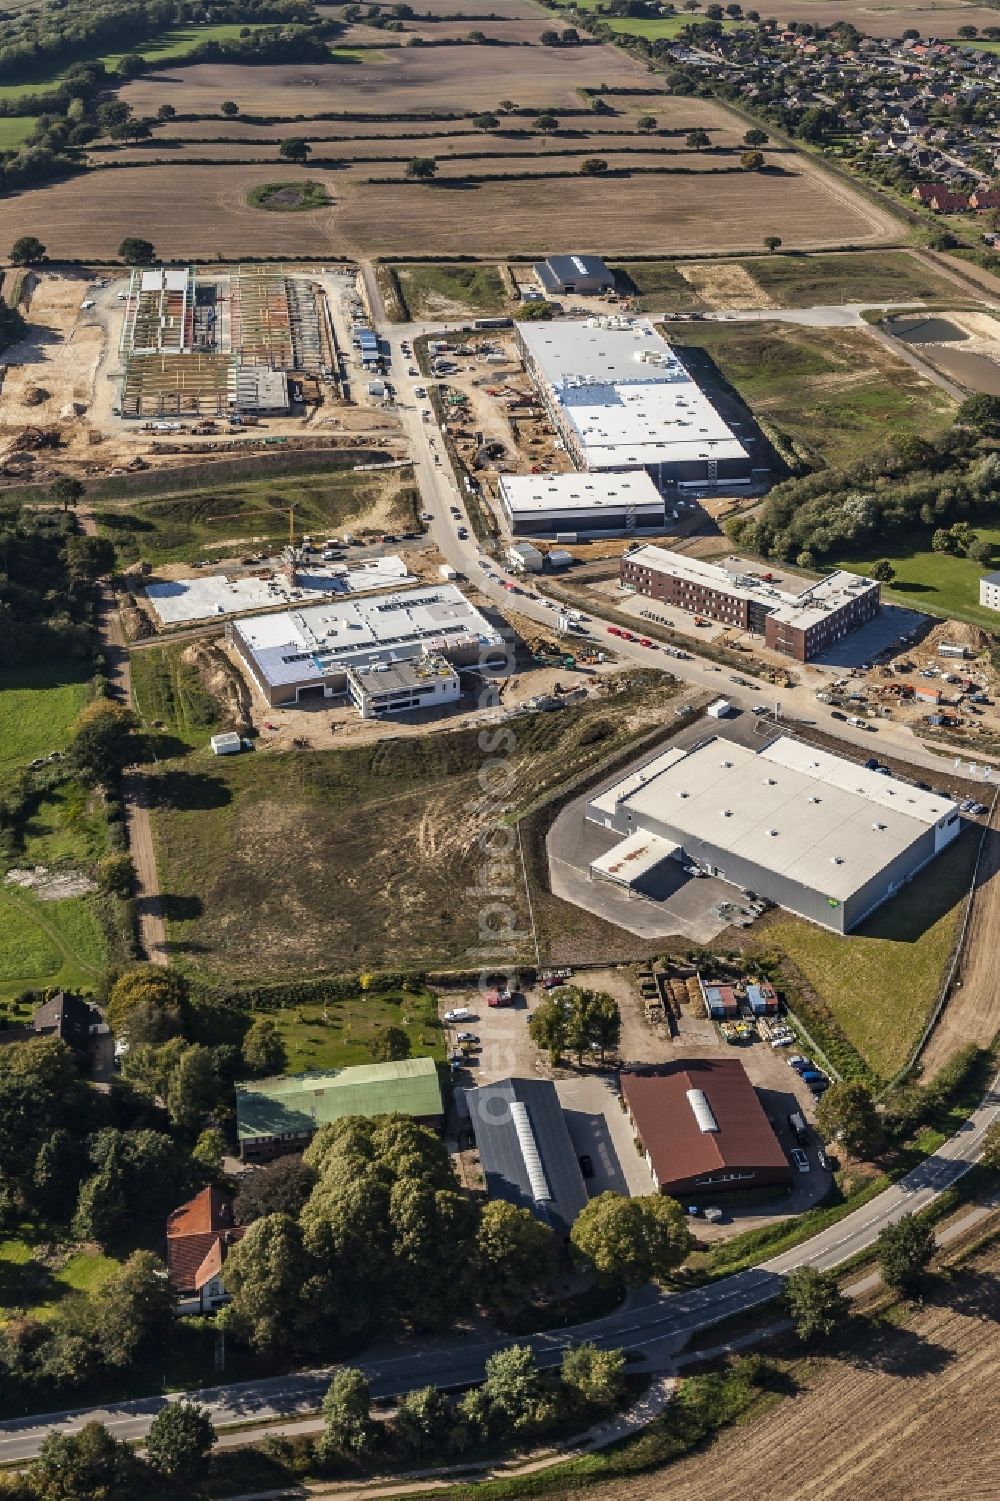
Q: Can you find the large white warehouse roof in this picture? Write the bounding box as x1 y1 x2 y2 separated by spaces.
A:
591 736 959 903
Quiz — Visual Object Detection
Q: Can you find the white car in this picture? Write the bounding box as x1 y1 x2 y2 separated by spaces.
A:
444 1007 471 1023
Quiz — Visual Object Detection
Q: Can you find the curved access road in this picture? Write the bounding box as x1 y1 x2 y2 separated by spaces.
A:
0 1074 994 1463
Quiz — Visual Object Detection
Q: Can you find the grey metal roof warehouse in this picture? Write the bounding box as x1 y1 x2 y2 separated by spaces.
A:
588 735 962 934
467 1077 588 1234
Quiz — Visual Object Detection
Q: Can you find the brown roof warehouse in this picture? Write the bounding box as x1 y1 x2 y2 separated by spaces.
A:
621 1059 791 1199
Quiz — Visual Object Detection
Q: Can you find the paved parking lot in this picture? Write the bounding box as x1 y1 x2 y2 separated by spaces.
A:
554 1073 655 1198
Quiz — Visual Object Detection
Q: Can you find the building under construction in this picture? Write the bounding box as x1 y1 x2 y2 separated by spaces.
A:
117 264 335 419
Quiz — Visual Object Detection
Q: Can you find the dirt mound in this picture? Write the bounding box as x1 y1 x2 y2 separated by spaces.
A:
183 640 253 733
924 618 992 653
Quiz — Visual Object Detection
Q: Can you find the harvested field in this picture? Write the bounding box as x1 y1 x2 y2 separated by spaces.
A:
331 158 896 257
118 44 651 117
766 0 1000 36
562 1240 1000 1501
678 260 778 309
0 165 340 259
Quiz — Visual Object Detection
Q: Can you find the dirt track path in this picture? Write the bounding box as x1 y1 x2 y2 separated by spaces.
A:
922 797 1000 1075
82 511 168 967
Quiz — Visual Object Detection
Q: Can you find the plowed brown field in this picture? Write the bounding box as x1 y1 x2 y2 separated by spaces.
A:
557 1241 1000 1501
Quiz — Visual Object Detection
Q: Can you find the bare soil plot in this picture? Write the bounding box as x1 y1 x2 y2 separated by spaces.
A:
119 43 650 117
0 165 341 259
571 1242 1000 1501
766 0 1000 36
0 273 103 452
331 159 895 257
679 261 778 309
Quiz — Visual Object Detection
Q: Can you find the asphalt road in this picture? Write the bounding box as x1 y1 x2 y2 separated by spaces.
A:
0 1072 994 1461
358 268 991 784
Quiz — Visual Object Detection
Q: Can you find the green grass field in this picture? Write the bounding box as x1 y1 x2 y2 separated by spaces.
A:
394 263 510 319
272 992 445 1072
612 260 702 311
554 0 736 36
0 888 106 1000
130 645 223 751
0 663 91 773
0 1227 120 1317
833 524 1000 629
615 252 960 314
0 117 34 148
668 320 956 468
95 467 417 566
746 251 960 308
768 830 978 1080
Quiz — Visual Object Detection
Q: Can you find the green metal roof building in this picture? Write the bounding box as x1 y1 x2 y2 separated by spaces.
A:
236 1057 445 1161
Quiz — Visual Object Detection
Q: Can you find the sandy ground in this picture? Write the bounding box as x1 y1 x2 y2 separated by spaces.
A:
680 261 778 310
0 273 103 460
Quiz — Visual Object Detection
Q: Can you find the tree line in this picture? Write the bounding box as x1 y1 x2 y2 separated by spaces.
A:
725 397 1000 569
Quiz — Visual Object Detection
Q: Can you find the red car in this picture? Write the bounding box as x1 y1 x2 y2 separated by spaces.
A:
620 631 635 642
607 625 622 636
639 638 654 648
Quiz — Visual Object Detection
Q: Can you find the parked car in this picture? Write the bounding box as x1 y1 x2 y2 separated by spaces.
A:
444 1007 471 1023
790 1147 810 1174
456 1031 478 1042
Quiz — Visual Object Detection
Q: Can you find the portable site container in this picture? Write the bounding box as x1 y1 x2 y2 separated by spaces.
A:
746 982 779 1016
704 983 739 1019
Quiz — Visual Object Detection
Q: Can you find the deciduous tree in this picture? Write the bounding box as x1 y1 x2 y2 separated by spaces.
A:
117 237 156 266
318 1367 374 1457
570 1192 692 1285
144 1400 214 1481
869 558 895 583
367 1025 411 1063
223 1213 315 1353
106 965 186 1043
234 1154 316 1224
816 1081 884 1158
476 1199 556 1309
241 1016 287 1075
559 1341 625 1409
877 1214 935 1291
784 1265 848 1341
279 137 310 163
405 156 437 180
10 235 46 266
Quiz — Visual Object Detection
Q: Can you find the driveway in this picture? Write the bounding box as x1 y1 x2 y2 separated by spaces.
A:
554 1073 655 1199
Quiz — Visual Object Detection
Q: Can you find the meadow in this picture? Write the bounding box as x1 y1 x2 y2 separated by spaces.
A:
270 992 446 1072
833 522 1000 628
767 828 978 1080
669 320 956 468
0 663 91 772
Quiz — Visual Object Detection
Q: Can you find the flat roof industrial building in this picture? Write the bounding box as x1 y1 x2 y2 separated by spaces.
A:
228 583 505 710
620 545 880 661
621 1059 791 1198
588 735 961 934
498 471 665 538
466 1077 589 1234
236 1057 444 1161
516 317 751 489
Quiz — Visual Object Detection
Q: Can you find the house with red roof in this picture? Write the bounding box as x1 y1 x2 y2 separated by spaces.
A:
166 1186 245 1313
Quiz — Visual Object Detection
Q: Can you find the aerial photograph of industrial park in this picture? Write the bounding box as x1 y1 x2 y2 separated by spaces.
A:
0 0 997 1495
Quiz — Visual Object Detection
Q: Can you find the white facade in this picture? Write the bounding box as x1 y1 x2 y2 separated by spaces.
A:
979 570 1000 611
498 470 664 537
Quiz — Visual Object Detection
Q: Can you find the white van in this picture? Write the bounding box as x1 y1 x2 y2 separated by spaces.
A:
444 1007 472 1024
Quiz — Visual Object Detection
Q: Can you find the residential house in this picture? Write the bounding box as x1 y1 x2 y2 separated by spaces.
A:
166 1186 245 1313
31 991 98 1059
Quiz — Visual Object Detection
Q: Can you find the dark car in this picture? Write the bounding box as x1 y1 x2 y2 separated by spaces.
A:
579 1155 595 1179
831 710 847 721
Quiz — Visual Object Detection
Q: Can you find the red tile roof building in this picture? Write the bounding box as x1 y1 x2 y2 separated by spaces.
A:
166 1186 245 1311
621 1059 791 1199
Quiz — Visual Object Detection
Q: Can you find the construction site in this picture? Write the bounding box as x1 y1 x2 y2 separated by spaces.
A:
117 263 336 419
